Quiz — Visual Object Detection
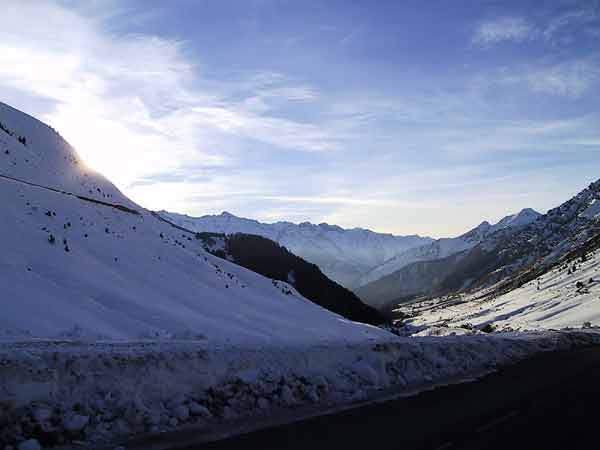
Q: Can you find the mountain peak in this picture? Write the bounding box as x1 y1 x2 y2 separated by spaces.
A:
317 222 344 232
503 208 542 228
516 208 541 218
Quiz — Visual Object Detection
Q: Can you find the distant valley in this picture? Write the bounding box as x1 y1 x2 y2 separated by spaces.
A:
159 207 554 309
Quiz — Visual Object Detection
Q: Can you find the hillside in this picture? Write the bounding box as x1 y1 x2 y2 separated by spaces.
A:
398 238 600 332
0 101 388 343
159 210 433 289
194 231 386 325
356 252 468 311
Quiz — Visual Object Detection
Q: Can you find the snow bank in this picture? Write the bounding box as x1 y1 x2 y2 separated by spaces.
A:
1 331 599 448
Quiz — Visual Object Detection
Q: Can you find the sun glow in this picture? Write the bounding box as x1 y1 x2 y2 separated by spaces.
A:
47 103 178 191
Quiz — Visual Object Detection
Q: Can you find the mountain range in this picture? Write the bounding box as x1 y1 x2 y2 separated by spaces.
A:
159 210 433 289
357 183 600 311
357 208 542 287
163 186 600 316
159 208 544 306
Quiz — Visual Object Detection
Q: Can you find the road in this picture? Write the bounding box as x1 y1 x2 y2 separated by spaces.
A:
163 346 600 450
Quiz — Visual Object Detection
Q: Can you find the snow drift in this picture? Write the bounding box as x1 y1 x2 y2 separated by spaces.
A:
2 331 599 448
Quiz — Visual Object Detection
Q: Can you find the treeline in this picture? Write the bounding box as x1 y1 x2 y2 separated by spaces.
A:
0 121 27 145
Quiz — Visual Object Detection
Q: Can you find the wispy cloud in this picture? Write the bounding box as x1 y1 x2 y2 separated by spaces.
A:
0 1 336 195
473 4 600 49
1 1 599 237
472 17 532 46
543 5 600 44
258 195 427 208
526 59 600 97
488 58 600 98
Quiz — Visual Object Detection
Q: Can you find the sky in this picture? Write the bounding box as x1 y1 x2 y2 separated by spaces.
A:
1 0 599 238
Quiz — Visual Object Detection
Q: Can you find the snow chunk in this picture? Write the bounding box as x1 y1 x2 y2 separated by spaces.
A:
189 402 211 417
18 440 41 450
63 413 89 432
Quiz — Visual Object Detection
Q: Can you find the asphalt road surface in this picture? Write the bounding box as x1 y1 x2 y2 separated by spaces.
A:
170 346 600 450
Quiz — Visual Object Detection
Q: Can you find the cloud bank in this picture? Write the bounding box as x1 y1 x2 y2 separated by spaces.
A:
472 17 532 46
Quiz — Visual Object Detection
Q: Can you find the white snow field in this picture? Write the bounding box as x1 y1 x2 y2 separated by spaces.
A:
1 101 599 449
398 247 600 334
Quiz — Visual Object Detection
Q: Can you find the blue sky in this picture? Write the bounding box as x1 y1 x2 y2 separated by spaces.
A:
1 0 599 237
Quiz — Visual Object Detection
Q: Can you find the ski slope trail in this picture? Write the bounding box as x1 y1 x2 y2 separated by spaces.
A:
0 171 140 215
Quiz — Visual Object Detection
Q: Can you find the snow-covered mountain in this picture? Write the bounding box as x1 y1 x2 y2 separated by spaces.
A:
357 181 600 310
492 207 541 230
159 210 433 289
358 208 542 287
0 101 389 343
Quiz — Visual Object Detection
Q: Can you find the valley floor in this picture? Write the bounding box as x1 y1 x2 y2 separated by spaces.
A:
397 247 600 335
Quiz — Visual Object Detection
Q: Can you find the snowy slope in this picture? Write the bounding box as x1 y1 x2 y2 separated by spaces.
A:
159 210 433 289
581 198 600 220
190 231 387 325
0 101 389 343
399 246 600 332
492 208 541 230
358 208 541 287
0 103 134 208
